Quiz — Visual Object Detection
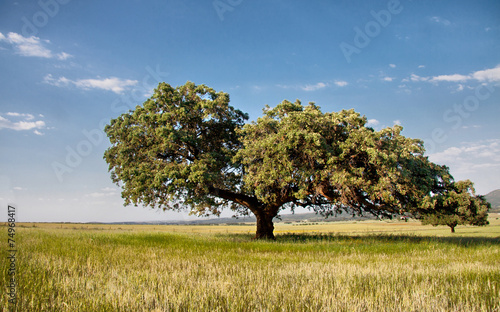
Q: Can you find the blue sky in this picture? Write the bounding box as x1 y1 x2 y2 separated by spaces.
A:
1 0 499 222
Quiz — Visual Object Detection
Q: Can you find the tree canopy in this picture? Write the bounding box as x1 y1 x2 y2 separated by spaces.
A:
104 81 488 239
421 180 490 233
104 82 248 216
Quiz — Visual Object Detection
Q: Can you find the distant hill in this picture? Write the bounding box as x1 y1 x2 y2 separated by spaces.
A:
485 189 500 213
99 190 500 225
107 212 377 226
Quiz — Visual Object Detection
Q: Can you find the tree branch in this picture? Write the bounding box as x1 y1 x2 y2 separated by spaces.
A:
208 186 262 213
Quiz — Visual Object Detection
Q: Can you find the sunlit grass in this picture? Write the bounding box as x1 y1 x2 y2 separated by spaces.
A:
11 212 500 237
1 216 499 311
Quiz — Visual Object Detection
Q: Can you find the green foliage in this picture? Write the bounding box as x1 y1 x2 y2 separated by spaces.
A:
236 100 450 217
104 81 248 216
421 180 490 232
104 81 483 238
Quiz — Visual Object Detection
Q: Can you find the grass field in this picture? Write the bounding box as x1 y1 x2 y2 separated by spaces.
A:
2 214 499 311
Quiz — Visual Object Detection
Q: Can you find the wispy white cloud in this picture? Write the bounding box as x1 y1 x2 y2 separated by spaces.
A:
277 82 327 91
6 112 35 120
471 66 500 82
429 140 500 188
84 187 120 198
393 120 402 126
430 16 451 26
56 51 72 60
461 125 481 129
277 80 347 92
409 74 429 82
382 76 394 82
397 84 412 94
389 64 396 68
406 65 500 85
44 74 138 94
0 112 46 134
74 77 138 93
333 80 348 87
43 74 70 87
366 119 380 127
430 74 469 82
251 85 266 92
0 32 72 60
301 82 327 91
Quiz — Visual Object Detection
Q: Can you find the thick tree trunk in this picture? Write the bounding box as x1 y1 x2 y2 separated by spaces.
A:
448 221 457 233
207 186 281 240
254 212 276 240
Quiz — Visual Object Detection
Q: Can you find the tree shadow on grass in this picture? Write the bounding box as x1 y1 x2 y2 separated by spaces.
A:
272 233 500 247
219 232 500 247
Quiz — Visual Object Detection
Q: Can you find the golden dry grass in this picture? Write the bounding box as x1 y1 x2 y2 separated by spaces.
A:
1 214 499 311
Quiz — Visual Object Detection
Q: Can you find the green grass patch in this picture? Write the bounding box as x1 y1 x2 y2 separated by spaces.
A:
1 224 499 311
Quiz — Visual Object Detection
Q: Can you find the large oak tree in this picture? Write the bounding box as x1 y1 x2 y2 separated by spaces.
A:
104 81 484 239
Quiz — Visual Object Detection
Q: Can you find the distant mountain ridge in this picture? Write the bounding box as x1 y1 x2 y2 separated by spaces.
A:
107 212 377 226
485 189 500 213
101 190 500 225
